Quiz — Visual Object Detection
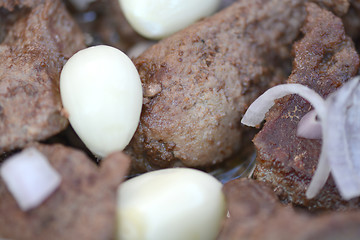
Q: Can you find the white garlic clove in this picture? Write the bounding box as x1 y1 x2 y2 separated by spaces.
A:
60 45 142 157
119 0 221 39
116 168 226 240
0 147 61 211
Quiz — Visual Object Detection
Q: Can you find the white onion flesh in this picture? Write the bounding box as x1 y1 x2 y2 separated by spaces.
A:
242 76 360 200
0 147 61 211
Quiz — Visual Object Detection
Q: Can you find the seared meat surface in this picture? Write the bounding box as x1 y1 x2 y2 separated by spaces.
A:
127 0 334 171
253 3 360 210
0 143 130 240
0 0 85 153
218 178 360 240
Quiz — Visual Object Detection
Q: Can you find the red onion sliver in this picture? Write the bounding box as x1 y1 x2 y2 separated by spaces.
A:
346 83 360 179
242 76 360 200
306 101 332 199
241 84 326 127
325 77 360 200
297 110 322 139
0 147 61 211
305 143 330 199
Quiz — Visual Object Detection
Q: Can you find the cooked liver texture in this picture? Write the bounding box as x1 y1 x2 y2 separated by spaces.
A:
253 3 360 210
0 0 85 153
218 178 360 240
0 143 130 240
126 0 348 171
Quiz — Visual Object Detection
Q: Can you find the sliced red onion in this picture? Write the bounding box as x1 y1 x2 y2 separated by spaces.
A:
325 77 360 200
305 124 330 199
242 76 360 200
0 147 61 211
297 110 322 139
347 83 360 180
241 84 326 127
241 83 329 198
306 77 360 199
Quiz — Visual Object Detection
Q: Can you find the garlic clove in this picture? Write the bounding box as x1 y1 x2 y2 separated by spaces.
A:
116 168 226 240
119 0 221 39
60 45 142 157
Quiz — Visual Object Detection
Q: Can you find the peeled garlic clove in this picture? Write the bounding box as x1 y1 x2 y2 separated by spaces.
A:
116 168 226 240
119 0 221 39
60 45 142 157
0 147 61 211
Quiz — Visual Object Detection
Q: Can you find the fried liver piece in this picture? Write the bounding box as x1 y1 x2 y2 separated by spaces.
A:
0 0 85 153
217 178 360 240
127 0 327 171
253 3 360 210
0 143 130 240
127 0 352 172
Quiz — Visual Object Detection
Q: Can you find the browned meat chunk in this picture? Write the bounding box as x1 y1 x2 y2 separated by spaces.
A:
218 178 360 240
127 0 353 172
0 143 130 240
127 0 329 171
253 3 360 210
0 0 85 153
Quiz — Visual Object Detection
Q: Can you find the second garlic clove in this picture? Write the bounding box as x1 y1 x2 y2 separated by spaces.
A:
119 0 221 39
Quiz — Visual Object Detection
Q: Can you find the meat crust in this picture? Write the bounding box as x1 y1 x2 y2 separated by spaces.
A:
218 178 360 240
0 143 130 240
253 3 360 210
0 0 85 153
127 0 323 171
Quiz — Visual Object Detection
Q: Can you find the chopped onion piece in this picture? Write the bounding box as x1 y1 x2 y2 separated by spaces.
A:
0 147 61 211
241 84 326 127
297 110 322 139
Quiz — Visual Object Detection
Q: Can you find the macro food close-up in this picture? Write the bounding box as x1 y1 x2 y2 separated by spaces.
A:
2 0 360 239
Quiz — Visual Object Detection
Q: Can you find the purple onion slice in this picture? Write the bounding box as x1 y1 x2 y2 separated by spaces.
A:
242 76 360 200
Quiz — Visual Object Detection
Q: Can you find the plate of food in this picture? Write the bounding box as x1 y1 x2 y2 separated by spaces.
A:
1 0 360 239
